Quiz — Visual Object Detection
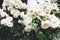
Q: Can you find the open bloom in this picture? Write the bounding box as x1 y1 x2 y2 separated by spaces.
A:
41 20 50 29
24 26 32 32
48 15 60 28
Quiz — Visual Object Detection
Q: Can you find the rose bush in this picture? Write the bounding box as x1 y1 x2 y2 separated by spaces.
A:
0 0 60 40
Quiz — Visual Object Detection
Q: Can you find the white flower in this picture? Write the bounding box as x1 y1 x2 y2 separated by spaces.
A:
13 13 19 18
1 17 13 27
39 11 46 16
10 9 20 18
0 9 8 17
41 14 60 29
14 3 21 9
2 0 9 10
48 15 60 28
41 20 50 29
1 0 60 29
24 23 37 32
24 25 32 32
7 6 13 11
6 22 13 27
52 3 59 11
44 4 52 14
23 16 32 25
50 21 60 28
6 16 13 22
1 19 7 25
2 1 9 7
18 20 23 23
1 12 7 17
9 0 22 9
10 9 16 15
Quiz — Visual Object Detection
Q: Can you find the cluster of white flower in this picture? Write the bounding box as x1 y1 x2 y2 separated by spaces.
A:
1 16 13 27
0 0 60 32
2 0 27 10
41 14 60 29
26 0 60 31
2 0 27 18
